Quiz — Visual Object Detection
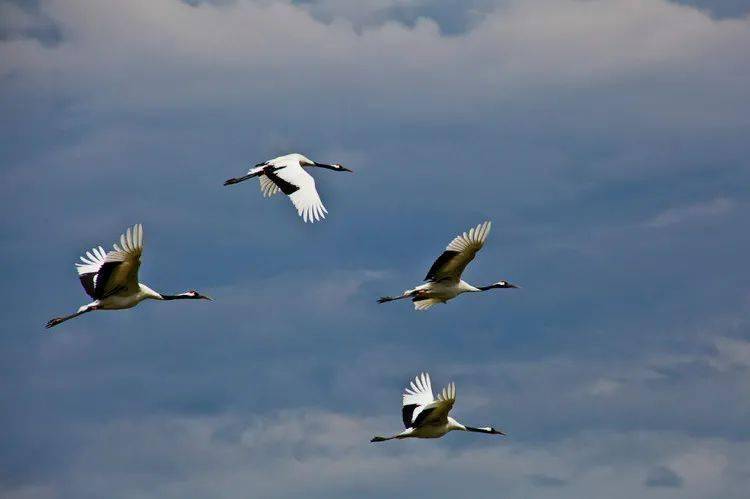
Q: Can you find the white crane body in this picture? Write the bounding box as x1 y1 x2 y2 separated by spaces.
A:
371 372 505 442
46 224 210 329
378 221 517 310
224 153 351 223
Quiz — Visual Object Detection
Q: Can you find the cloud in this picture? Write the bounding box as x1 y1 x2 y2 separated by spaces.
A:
644 465 683 488
1 1 750 498
2 0 749 127
0 1 61 46
2 410 749 499
645 197 736 228
528 473 568 487
670 0 750 19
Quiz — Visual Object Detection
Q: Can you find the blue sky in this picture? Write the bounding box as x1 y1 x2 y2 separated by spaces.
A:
1 0 750 497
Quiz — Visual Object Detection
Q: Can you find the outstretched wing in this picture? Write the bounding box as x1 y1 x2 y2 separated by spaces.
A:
75 245 110 298
259 175 280 197
415 382 456 427
413 298 440 311
401 372 435 428
264 163 327 223
75 224 143 299
424 221 491 283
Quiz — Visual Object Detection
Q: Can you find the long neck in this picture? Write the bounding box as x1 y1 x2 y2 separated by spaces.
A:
464 425 505 435
465 426 494 434
147 283 195 300
138 283 163 300
447 417 467 431
458 280 481 293
477 283 502 291
313 162 337 170
159 293 193 301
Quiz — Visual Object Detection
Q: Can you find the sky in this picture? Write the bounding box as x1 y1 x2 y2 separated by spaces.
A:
1 0 750 497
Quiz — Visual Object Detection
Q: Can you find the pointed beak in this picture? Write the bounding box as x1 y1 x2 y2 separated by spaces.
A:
340 166 353 172
200 294 213 301
508 284 519 289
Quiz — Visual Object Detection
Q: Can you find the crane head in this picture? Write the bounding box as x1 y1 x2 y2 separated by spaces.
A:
495 281 518 289
313 161 352 172
183 290 213 300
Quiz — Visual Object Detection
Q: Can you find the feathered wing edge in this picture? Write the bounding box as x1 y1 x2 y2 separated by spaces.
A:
403 372 434 407
401 372 434 428
111 223 143 257
445 220 491 253
413 298 439 310
75 245 108 276
259 175 280 197
74 224 143 298
289 188 328 223
424 221 492 282
436 381 456 404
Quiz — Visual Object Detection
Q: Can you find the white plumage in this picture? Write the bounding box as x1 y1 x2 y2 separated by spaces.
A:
46 224 211 329
371 372 505 442
224 153 351 223
378 221 518 310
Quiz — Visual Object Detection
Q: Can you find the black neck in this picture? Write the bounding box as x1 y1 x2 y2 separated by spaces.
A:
313 162 337 170
478 284 501 291
465 426 503 435
160 293 191 300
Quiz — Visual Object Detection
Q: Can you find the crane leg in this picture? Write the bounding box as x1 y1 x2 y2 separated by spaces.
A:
45 306 96 329
377 290 415 304
223 172 260 186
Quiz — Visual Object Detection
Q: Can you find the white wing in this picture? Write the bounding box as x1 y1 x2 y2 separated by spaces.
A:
418 382 456 426
413 298 439 311
424 221 491 283
75 244 109 298
403 372 434 407
75 224 143 298
402 372 436 428
259 175 280 197
265 163 328 223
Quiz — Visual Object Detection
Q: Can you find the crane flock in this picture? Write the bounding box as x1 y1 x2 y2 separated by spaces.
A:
47 151 517 445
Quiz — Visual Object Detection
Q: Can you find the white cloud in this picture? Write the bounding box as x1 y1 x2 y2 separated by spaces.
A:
645 197 736 228
1 0 748 128
3 409 749 499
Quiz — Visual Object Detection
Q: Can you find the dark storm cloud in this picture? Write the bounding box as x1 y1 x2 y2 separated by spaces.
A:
671 0 750 18
1 1 749 498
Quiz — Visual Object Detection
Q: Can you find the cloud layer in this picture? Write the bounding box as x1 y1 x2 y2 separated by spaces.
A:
1 1 749 497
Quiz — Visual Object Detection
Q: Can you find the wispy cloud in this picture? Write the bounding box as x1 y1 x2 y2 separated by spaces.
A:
1 1 749 498
645 197 735 228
